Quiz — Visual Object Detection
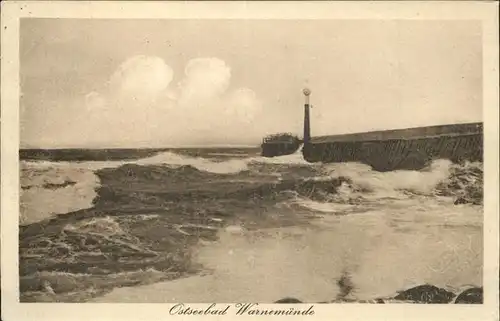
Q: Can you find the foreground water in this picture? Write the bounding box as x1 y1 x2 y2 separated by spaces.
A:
19 148 483 302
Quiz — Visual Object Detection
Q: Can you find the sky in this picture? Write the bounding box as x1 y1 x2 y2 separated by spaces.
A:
20 19 482 148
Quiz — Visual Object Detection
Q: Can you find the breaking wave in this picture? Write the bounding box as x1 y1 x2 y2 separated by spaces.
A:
20 164 101 225
317 159 454 199
19 146 483 302
20 147 309 224
20 145 482 227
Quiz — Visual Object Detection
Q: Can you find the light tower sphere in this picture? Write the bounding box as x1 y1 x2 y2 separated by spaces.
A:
303 88 311 96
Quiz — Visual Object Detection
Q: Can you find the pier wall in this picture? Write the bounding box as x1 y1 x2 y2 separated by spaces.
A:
303 123 483 171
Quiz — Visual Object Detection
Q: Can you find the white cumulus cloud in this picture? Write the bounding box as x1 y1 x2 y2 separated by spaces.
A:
69 55 265 147
109 55 174 104
178 57 231 105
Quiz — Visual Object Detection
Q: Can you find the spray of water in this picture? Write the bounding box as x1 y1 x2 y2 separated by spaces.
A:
20 145 475 227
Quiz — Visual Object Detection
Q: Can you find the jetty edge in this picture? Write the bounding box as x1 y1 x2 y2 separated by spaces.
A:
262 88 482 172
303 121 482 172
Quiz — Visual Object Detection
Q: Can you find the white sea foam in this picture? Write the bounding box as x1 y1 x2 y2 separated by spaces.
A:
135 144 308 172
321 159 454 198
20 151 253 225
19 146 478 227
21 144 305 176
291 197 357 213
247 144 309 166
20 163 101 225
136 151 249 174
20 147 483 303
94 199 483 303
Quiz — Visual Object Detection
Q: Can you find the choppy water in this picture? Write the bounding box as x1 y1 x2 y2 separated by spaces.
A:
19 147 483 302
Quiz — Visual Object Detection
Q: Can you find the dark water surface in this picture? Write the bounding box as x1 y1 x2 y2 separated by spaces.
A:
19 148 483 302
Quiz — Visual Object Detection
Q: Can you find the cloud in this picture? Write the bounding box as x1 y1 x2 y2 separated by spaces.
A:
70 55 265 147
178 57 231 105
224 88 263 124
109 55 174 104
85 91 106 110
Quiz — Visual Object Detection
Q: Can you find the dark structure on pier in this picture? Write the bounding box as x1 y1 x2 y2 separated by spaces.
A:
261 133 302 157
260 88 311 158
301 89 483 171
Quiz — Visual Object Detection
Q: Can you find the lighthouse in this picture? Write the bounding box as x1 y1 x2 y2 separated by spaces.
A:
303 88 311 146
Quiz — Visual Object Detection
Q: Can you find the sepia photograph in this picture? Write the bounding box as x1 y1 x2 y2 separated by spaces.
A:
1 1 499 321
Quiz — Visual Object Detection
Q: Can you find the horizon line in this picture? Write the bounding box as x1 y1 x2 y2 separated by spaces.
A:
19 144 262 150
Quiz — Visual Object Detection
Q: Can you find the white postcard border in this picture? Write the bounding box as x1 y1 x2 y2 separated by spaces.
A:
1 2 498 321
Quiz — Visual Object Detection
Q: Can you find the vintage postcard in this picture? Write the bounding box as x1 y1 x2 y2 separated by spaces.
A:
1 1 499 321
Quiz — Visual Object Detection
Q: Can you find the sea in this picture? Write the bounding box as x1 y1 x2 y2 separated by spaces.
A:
19 146 483 303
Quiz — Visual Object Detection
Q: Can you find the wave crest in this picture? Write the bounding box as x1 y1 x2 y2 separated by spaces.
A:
435 161 483 205
320 159 454 198
136 151 249 174
20 164 101 225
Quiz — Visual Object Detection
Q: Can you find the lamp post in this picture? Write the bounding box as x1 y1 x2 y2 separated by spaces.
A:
303 88 311 147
